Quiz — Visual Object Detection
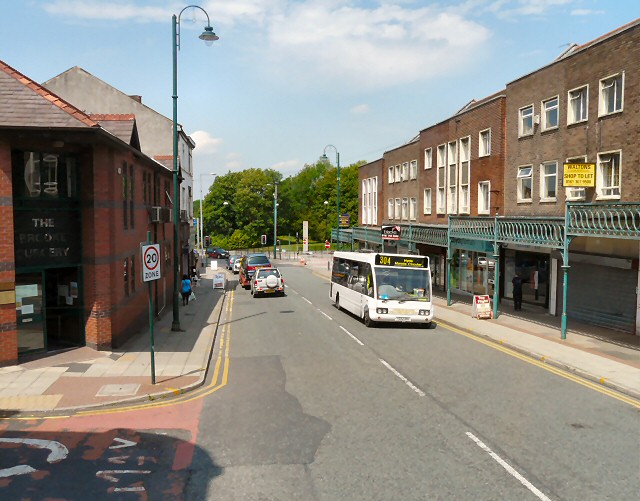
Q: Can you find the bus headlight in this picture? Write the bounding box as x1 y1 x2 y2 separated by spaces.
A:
419 310 430 316
376 307 388 314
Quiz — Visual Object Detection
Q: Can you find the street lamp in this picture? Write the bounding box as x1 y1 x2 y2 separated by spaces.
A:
199 172 217 255
267 183 279 257
320 145 340 250
223 201 231 238
171 5 219 332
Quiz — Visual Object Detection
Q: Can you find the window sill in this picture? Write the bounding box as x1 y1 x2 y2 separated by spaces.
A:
478 153 491 158
539 197 557 203
596 194 621 201
518 132 534 139
541 126 558 133
567 119 588 127
598 110 623 119
478 210 490 215
517 199 533 204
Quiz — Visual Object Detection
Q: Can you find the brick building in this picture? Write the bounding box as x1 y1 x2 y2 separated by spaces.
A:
0 60 175 365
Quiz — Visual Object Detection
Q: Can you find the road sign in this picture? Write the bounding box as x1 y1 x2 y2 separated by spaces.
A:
142 244 161 282
325 240 330 249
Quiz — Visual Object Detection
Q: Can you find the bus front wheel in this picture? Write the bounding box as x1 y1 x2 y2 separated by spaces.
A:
364 308 375 328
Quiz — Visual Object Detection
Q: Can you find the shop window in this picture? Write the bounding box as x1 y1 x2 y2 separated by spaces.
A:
15 151 79 200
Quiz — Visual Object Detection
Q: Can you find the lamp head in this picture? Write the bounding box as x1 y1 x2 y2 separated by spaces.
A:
200 26 219 46
319 153 329 164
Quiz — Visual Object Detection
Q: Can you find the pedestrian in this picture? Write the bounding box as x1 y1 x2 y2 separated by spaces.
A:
181 274 192 306
512 272 523 311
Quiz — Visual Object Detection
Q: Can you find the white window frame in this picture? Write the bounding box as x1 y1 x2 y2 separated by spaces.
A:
423 188 432 215
424 148 432 169
409 160 418 180
539 161 557 202
567 85 588 125
565 156 587 201
388 166 394 184
517 165 533 202
598 72 624 117
436 144 446 214
394 164 401 183
447 141 458 214
409 197 417 221
479 128 491 157
395 198 401 219
401 197 409 220
458 136 470 214
402 162 409 182
542 96 559 131
596 150 621 199
519 104 534 137
478 181 490 215
388 198 394 219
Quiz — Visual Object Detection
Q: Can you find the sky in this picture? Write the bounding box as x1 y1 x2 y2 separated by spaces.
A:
3 1 639 194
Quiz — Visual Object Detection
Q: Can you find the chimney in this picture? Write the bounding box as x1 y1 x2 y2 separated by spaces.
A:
129 95 142 103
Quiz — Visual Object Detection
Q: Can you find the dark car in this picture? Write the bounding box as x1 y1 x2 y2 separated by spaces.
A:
239 254 271 289
207 247 229 260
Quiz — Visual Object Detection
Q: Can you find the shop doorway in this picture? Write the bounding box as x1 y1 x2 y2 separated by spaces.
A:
504 250 549 308
15 267 84 356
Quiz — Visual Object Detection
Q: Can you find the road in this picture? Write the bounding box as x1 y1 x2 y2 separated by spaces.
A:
1 262 638 500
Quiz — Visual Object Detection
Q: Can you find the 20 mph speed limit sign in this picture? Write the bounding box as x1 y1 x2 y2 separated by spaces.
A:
142 244 161 282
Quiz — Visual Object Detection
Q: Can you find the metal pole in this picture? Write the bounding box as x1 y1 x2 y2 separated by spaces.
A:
147 231 156 384
447 216 452 306
337 151 341 251
171 14 181 332
199 176 204 254
561 203 571 339
492 215 500 319
273 183 278 257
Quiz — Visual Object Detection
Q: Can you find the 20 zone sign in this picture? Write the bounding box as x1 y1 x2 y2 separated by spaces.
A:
142 244 161 282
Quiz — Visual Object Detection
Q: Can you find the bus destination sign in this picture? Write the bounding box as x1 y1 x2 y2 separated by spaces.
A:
375 254 427 268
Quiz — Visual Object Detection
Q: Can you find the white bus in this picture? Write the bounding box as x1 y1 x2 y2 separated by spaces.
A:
330 251 434 328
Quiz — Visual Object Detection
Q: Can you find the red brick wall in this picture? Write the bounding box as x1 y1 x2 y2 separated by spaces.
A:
381 141 421 225
0 138 17 365
505 25 640 216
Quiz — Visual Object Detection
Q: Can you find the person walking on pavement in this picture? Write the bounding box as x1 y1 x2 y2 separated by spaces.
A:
181 274 192 306
512 272 523 311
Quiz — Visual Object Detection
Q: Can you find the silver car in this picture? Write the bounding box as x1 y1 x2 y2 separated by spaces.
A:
251 267 285 297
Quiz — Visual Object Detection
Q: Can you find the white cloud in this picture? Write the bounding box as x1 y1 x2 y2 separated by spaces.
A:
191 130 222 154
42 0 170 21
351 104 371 114
487 0 574 19
571 9 605 16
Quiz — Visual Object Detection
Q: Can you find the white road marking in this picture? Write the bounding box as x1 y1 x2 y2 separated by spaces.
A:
379 359 425 397
0 465 37 477
339 326 364 345
0 438 69 478
465 432 552 501
109 437 137 449
302 297 312 305
319 310 333 320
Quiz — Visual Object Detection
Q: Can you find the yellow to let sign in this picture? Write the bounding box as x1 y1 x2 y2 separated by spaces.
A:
563 163 595 187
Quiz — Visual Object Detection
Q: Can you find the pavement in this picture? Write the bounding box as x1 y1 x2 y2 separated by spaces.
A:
0 253 638 416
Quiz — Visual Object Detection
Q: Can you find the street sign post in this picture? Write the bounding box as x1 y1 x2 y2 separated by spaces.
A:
141 237 161 384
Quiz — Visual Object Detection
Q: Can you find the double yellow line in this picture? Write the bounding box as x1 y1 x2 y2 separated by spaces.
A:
437 319 640 409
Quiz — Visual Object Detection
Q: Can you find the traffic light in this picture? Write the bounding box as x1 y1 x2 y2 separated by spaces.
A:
261 234 267 245
205 235 210 247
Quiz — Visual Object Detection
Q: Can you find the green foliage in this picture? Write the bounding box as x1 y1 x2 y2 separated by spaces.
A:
199 159 365 250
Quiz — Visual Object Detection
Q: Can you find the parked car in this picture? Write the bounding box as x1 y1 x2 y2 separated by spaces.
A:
207 247 229 260
233 256 243 274
227 255 239 271
251 267 285 297
239 253 271 289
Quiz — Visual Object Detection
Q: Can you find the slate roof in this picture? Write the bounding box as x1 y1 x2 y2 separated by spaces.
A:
0 59 98 128
89 114 141 149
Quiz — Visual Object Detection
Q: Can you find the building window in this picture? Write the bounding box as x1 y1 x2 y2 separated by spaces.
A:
394 164 401 183
409 197 417 220
596 151 621 199
478 181 490 214
459 137 470 214
124 258 129 297
122 162 128 229
565 156 586 201
129 164 134 228
424 148 432 169
447 141 457 214
388 166 394 184
401 162 409 182
479 129 491 157
131 254 136 293
599 73 624 116
401 197 408 220
395 198 401 219
423 188 432 215
409 160 418 180
517 165 533 202
567 85 588 124
388 198 394 219
542 96 559 130
519 104 534 137
540 161 557 201
437 144 446 214
362 177 377 225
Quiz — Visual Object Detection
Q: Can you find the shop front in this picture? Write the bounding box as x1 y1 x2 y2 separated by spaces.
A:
449 239 496 297
12 150 84 356
502 247 550 309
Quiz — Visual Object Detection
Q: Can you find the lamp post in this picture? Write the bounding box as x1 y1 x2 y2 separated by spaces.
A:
271 183 279 258
223 201 231 238
199 172 217 254
171 5 218 332
320 145 340 250
323 200 329 243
